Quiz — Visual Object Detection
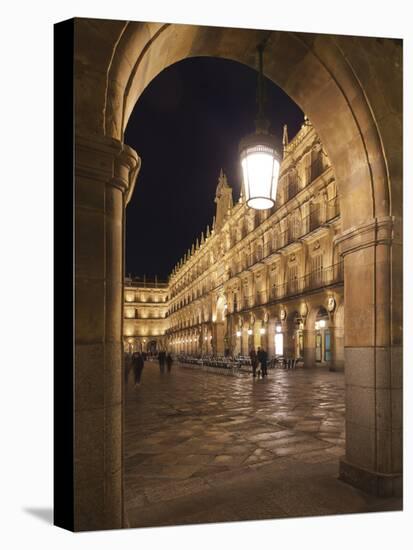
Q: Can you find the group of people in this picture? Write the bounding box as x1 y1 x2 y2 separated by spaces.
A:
126 350 174 388
249 346 269 378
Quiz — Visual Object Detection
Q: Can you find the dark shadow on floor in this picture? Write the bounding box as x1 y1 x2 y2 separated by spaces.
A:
24 507 53 524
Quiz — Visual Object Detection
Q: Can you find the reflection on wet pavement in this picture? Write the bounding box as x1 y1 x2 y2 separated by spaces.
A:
124 362 400 528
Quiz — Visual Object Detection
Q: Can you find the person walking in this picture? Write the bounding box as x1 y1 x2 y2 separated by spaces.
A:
132 351 144 386
158 350 166 374
166 353 173 373
249 347 258 378
257 346 268 377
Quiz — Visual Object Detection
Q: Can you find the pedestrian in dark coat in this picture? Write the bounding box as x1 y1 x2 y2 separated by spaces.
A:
249 347 258 378
132 352 144 386
166 353 173 373
257 347 268 377
158 351 166 374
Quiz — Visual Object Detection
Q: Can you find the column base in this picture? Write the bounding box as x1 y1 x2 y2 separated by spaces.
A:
339 459 402 498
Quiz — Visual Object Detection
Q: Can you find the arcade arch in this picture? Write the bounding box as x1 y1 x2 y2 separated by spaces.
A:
74 20 402 529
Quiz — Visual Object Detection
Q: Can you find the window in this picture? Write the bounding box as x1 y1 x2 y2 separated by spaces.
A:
310 253 323 287
288 264 298 294
310 203 321 231
287 171 299 200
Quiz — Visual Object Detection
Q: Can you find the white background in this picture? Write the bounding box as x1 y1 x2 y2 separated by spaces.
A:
0 0 411 548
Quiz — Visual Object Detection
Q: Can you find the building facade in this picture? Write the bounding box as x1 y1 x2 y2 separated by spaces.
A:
125 118 345 369
124 277 169 353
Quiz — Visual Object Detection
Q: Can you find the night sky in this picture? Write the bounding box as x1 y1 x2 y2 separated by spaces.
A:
125 57 303 280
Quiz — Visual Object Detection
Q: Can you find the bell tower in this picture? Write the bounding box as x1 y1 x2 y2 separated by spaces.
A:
214 169 233 232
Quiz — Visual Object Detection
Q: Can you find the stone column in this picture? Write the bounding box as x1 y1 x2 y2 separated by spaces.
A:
247 329 254 352
267 321 276 357
75 133 140 531
303 328 316 367
284 326 295 358
241 328 248 356
253 327 260 350
235 332 241 356
337 217 402 497
328 325 344 371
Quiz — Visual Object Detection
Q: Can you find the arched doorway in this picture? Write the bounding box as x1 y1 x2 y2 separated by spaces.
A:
314 306 330 363
73 20 402 529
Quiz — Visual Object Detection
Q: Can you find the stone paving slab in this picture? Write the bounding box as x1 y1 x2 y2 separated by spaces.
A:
124 362 401 528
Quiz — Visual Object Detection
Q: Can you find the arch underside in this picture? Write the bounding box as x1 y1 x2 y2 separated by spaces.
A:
75 19 401 230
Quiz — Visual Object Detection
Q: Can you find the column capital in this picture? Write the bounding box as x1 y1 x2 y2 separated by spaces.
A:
75 133 141 203
334 216 394 257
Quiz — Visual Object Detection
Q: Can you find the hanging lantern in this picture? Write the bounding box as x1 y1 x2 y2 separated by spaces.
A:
240 42 281 210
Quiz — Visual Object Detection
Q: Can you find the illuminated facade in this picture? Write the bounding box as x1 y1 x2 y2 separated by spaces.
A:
124 118 344 369
124 278 169 353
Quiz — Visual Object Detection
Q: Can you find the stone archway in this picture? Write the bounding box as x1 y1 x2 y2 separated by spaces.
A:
74 19 402 530
286 310 304 359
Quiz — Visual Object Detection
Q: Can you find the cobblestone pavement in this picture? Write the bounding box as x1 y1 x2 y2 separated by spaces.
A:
124 362 401 528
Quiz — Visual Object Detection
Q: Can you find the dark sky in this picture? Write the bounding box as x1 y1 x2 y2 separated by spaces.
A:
125 57 303 280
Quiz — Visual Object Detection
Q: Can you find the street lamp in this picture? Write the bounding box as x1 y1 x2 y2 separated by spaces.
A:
239 42 281 210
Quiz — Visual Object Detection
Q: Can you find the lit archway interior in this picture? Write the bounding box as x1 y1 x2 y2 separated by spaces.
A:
73 19 402 530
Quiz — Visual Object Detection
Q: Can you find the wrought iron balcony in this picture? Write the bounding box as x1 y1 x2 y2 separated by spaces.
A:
235 262 343 312
272 261 344 299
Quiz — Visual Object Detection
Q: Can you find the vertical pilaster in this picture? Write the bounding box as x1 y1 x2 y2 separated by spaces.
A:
267 320 275 357
75 134 140 530
337 217 402 497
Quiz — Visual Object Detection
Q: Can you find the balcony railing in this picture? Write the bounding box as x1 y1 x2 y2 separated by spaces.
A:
124 314 166 320
238 262 343 311
125 276 168 288
272 262 344 300
125 296 167 304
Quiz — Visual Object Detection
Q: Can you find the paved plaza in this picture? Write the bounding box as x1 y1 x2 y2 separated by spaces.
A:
124 362 401 528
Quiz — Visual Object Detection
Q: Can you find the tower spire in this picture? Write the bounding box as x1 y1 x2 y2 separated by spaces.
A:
214 169 233 231
282 124 289 149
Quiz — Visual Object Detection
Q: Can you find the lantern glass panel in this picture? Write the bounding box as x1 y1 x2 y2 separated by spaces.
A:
241 144 280 210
